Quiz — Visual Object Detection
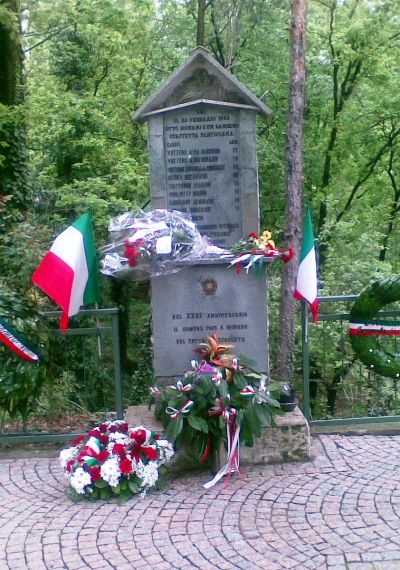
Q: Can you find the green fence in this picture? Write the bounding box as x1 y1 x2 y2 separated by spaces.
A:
302 296 400 427
0 308 122 443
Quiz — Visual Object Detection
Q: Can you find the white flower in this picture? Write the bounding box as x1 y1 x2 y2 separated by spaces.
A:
135 460 159 489
59 446 79 471
156 440 174 464
108 432 130 446
100 456 121 487
70 467 91 494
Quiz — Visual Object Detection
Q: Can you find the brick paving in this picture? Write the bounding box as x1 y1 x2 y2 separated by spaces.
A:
1 435 400 569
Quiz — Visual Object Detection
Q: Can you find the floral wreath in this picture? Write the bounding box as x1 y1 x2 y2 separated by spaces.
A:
152 335 281 488
349 276 400 378
60 420 174 501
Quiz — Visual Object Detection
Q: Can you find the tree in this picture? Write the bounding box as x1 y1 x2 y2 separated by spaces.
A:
275 0 307 384
306 0 400 272
0 0 29 233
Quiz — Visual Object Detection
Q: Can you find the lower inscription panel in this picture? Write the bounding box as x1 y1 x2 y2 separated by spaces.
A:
151 262 269 380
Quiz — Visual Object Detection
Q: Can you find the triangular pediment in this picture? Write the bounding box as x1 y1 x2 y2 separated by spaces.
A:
133 47 271 122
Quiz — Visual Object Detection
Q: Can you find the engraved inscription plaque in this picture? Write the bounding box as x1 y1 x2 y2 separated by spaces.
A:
151 262 269 382
164 105 242 246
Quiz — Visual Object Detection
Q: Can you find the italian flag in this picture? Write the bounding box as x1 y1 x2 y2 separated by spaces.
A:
32 213 99 330
294 207 318 324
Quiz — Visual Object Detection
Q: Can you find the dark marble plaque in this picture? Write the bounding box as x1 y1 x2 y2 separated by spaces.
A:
151 261 269 382
164 106 242 246
148 103 260 247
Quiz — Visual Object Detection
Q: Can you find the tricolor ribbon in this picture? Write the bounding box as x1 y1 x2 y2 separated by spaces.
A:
209 398 232 422
77 436 108 466
240 379 278 406
150 386 162 397
167 380 192 392
203 414 241 490
203 399 241 489
166 400 194 420
0 318 40 363
348 321 400 336
229 248 293 275
240 385 255 397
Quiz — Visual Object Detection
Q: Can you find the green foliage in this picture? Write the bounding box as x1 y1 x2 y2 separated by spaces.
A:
155 336 281 460
0 0 398 425
125 300 154 405
350 276 400 377
0 281 51 418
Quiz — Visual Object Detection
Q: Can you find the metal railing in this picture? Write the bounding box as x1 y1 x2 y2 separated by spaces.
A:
0 308 122 443
302 296 400 427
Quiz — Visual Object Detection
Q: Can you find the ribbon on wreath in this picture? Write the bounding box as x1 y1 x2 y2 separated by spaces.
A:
203 399 241 489
77 436 109 467
165 400 194 420
240 376 276 405
167 380 192 392
150 386 162 397
0 318 40 362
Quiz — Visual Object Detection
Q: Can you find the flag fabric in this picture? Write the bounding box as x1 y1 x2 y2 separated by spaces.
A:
294 207 318 324
0 318 40 362
32 213 99 330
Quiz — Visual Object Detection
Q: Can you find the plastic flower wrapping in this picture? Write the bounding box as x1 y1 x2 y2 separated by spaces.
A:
151 335 281 488
60 420 174 501
100 209 223 280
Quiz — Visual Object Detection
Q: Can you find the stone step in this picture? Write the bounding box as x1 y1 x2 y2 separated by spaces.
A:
125 405 311 468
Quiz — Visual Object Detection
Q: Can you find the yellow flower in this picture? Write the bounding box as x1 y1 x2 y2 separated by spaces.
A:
262 230 272 241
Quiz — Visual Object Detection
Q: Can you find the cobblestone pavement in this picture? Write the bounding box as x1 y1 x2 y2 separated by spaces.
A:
1 435 400 570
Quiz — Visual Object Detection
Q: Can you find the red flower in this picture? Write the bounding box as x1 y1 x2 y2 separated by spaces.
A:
89 466 101 482
88 429 101 438
119 458 133 475
124 241 142 268
117 422 129 434
280 247 294 264
248 232 259 239
71 435 85 447
131 429 146 444
112 444 126 458
99 423 108 433
98 433 109 445
141 446 157 461
66 459 75 473
96 450 110 463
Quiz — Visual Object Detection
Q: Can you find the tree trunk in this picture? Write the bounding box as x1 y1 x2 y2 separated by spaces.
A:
275 0 307 383
197 0 207 47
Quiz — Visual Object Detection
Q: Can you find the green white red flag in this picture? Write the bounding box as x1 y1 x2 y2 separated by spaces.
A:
294 207 318 324
32 213 99 330
0 318 40 362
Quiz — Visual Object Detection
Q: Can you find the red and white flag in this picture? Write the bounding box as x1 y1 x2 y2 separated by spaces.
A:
32 213 99 330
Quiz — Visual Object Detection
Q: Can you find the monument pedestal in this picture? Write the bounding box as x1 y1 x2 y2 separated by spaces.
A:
125 405 311 470
151 259 271 385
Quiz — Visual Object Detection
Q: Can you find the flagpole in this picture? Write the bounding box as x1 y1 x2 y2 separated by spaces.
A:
95 302 103 358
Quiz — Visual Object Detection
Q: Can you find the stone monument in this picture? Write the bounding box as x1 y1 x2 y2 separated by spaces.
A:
134 47 272 385
126 47 311 467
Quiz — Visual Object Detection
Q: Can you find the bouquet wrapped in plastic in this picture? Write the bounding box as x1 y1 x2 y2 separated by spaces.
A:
100 209 211 280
